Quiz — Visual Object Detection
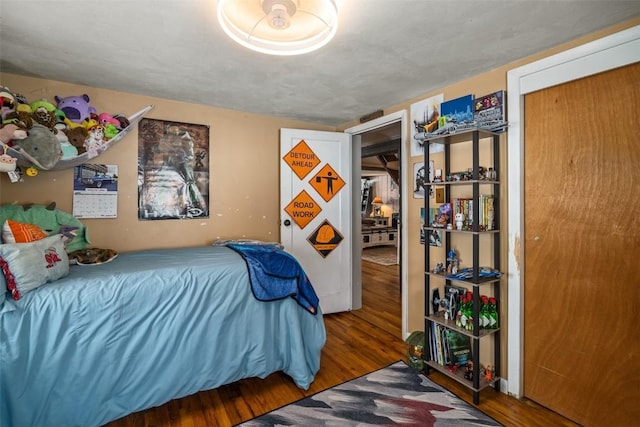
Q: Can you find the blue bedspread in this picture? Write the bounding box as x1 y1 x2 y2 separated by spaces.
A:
226 243 319 314
0 246 326 427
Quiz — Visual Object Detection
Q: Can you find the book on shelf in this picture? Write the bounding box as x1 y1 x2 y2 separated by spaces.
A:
445 329 472 366
479 194 494 231
473 90 507 132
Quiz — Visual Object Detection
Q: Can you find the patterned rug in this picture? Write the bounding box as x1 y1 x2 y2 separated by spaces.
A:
239 361 502 426
362 246 398 266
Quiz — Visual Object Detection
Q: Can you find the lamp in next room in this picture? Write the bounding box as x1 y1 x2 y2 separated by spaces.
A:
217 0 338 56
371 196 383 217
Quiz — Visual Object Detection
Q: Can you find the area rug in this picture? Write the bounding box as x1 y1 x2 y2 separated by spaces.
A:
362 246 398 266
239 361 502 426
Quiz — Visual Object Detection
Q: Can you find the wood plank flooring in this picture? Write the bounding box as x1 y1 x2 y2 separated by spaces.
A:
107 260 578 427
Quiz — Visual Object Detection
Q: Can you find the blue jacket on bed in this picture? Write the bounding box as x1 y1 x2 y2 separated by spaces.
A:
227 244 319 314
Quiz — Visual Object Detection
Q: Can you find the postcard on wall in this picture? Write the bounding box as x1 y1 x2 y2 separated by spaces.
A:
138 118 210 220
410 93 444 156
413 161 426 199
72 164 118 218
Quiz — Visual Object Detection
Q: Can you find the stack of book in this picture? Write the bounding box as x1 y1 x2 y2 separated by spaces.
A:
428 323 472 367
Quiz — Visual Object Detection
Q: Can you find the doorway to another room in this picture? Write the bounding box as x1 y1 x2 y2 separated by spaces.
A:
359 122 402 331
345 110 407 337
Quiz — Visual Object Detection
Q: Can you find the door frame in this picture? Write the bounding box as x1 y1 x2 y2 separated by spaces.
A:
506 24 640 398
344 110 408 337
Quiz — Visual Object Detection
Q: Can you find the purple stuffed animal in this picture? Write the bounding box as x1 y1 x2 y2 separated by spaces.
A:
54 94 96 124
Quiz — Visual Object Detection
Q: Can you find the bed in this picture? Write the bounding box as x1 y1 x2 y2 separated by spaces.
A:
0 244 326 427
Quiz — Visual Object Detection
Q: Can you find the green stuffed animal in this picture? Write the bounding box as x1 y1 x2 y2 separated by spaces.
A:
29 99 58 131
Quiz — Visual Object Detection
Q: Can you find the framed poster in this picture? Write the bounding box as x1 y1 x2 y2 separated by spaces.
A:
138 118 210 220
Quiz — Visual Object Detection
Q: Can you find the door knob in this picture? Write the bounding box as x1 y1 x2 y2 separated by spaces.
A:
284 219 291 226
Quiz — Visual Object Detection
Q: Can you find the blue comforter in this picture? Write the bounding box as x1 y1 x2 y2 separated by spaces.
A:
226 243 319 314
0 246 326 427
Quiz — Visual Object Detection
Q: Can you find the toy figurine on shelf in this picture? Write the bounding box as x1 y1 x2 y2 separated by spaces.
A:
432 262 445 274
455 212 465 230
446 249 460 275
464 361 474 381
485 364 494 381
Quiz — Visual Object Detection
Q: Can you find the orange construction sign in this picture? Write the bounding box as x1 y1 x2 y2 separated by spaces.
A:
284 190 322 229
309 163 345 202
307 219 343 258
282 139 321 180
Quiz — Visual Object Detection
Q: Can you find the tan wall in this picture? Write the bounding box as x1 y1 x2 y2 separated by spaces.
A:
339 18 640 368
0 74 334 251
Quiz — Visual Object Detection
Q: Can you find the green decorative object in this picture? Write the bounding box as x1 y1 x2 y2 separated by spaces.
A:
405 331 425 371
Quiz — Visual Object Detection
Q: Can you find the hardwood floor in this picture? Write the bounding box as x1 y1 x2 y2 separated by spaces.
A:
107 260 578 427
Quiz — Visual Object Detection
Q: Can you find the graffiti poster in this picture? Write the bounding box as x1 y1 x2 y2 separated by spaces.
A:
138 118 209 220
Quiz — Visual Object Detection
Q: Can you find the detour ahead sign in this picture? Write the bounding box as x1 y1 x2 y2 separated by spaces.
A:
282 139 321 180
284 190 322 229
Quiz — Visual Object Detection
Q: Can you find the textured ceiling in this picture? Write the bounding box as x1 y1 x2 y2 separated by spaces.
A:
1 1 638 126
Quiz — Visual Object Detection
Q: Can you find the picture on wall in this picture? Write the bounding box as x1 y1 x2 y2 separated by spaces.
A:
138 118 210 220
410 93 444 156
413 161 426 199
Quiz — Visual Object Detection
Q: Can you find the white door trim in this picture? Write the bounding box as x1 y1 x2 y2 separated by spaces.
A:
506 24 640 398
344 110 408 338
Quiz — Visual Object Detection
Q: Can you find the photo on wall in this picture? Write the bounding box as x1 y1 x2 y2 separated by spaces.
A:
413 161 426 199
138 118 210 220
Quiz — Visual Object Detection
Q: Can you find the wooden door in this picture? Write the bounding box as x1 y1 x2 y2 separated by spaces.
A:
523 63 640 426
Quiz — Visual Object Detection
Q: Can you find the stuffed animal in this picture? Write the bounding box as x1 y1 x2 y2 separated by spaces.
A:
29 99 58 130
0 123 29 145
84 125 106 155
54 124 78 159
12 123 61 169
0 86 17 121
112 114 130 130
0 145 17 172
54 94 96 124
63 127 88 154
98 112 120 126
4 110 34 131
103 123 119 139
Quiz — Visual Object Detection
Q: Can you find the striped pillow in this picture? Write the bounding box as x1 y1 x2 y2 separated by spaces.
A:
2 219 48 243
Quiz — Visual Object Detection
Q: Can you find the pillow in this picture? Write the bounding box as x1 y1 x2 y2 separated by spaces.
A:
0 204 90 252
2 219 48 243
0 234 69 300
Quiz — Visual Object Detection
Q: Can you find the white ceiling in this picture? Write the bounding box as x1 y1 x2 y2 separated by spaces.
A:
1 1 638 126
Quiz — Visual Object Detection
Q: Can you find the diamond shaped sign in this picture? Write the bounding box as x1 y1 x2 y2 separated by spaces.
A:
284 190 322 229
282 139 321 180
307 219 344 258
309 163 346 202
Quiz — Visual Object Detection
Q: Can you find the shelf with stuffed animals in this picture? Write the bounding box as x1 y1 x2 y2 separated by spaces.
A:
0 86 153 179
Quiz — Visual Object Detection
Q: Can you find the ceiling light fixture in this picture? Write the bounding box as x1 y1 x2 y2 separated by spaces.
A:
217 0 338 56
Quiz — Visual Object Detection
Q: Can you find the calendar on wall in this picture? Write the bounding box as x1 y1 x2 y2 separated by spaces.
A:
72 164 118 218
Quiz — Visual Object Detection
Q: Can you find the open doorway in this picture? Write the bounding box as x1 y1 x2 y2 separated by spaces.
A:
360 126 400 268
345 111 407 337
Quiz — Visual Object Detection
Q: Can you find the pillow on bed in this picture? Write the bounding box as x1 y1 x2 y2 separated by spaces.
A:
2 219 49 243
0 204 89 252
0 234 69 301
